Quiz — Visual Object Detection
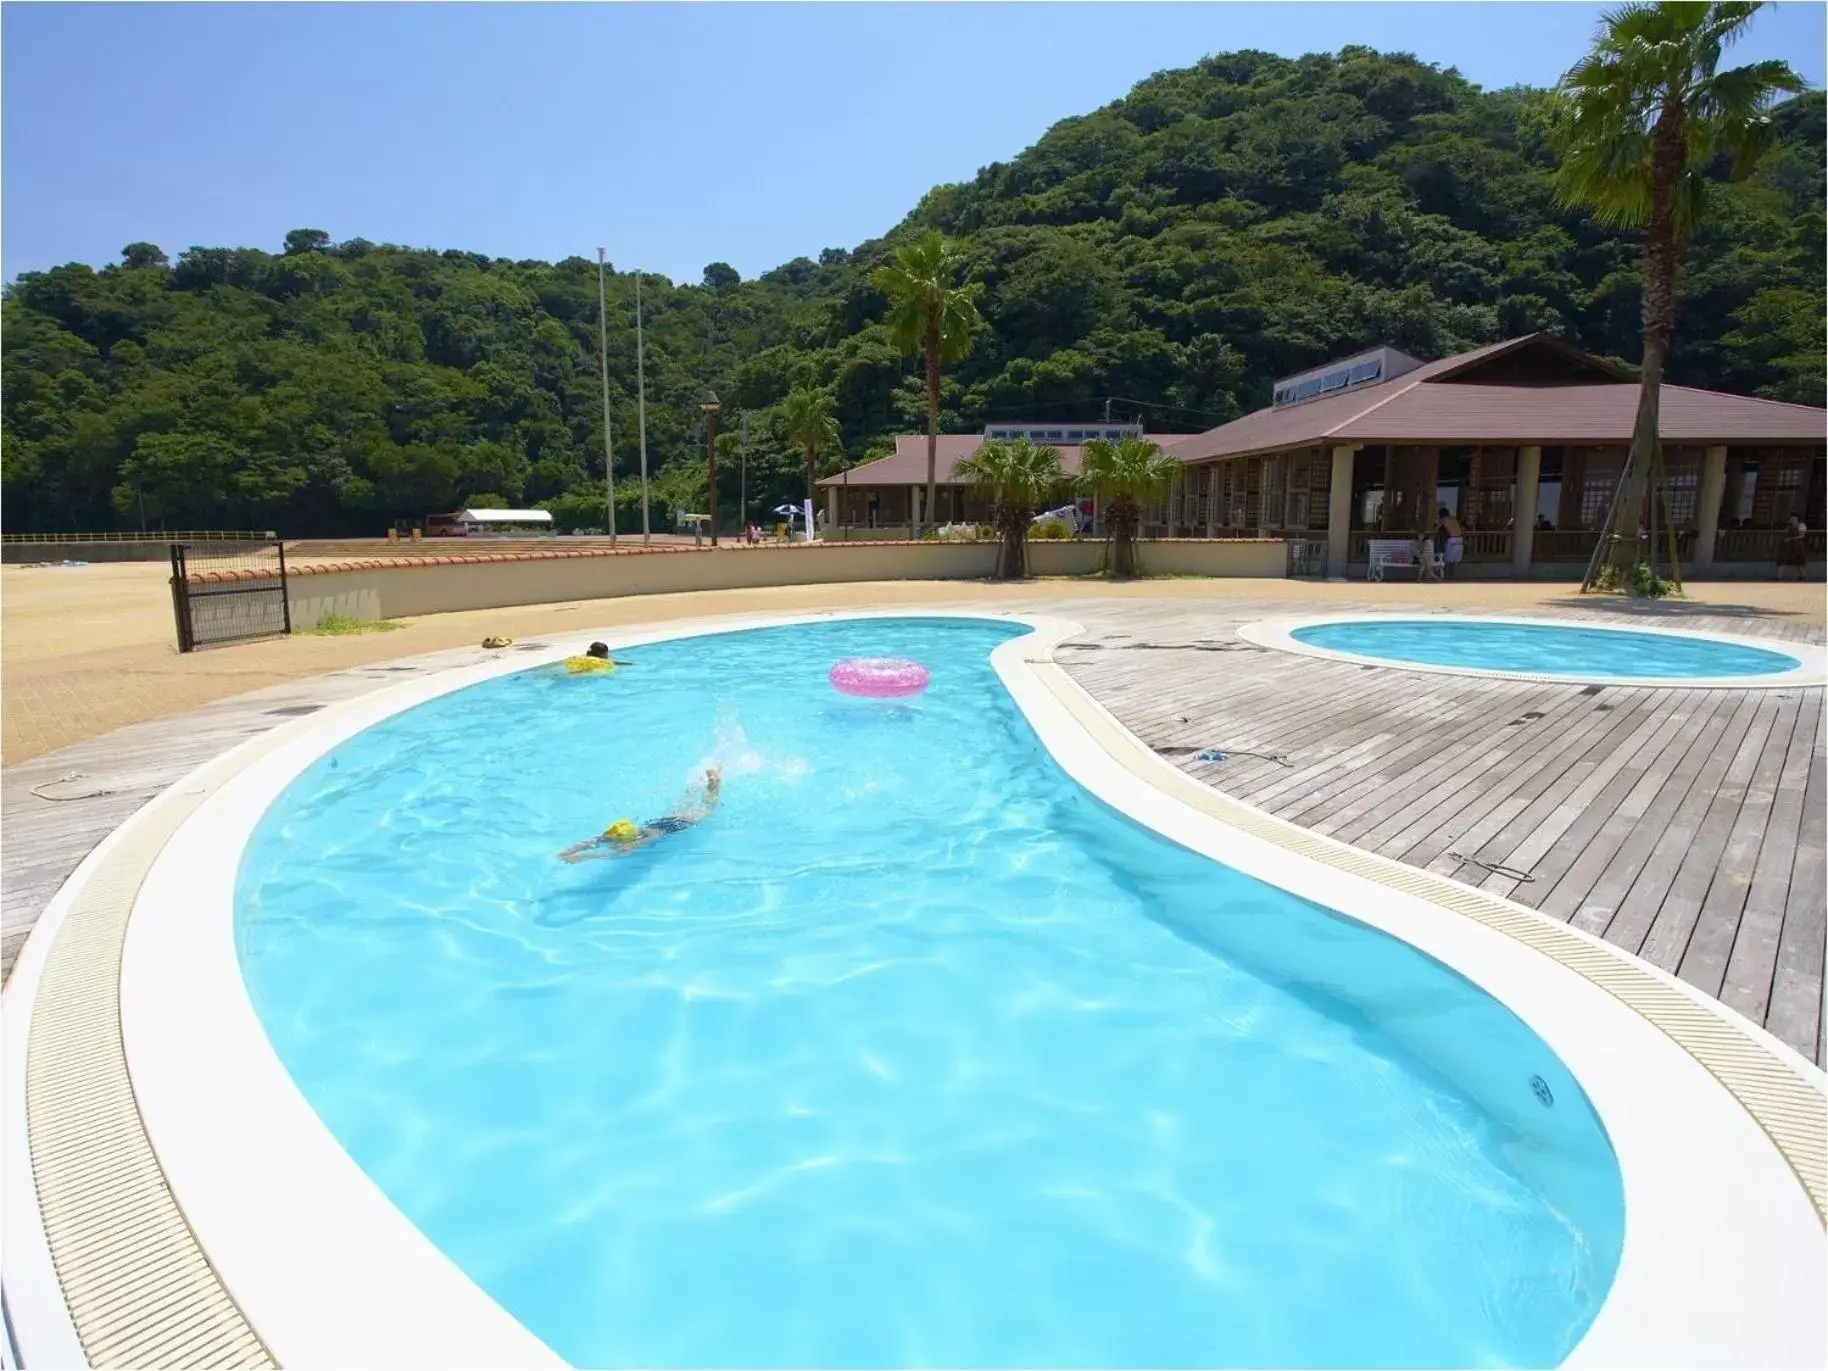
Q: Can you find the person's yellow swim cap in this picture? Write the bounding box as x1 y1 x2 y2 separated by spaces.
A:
604 819 639 841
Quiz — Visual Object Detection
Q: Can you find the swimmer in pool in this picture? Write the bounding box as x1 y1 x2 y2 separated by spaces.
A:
559 767 722 862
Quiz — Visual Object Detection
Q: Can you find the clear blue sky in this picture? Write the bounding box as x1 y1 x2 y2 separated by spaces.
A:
5 2 1823 285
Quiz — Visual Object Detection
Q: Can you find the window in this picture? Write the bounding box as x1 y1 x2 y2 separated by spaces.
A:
1663 468 1697 527
1776 456 1807 521
1580 476 1614 528
1318 368 1348 393
1348 360 1382 385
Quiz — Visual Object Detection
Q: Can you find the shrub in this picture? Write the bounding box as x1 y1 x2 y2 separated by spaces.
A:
1594 561 1674 598
305 611 404 636
1031 518 1073 540
932 521 985 541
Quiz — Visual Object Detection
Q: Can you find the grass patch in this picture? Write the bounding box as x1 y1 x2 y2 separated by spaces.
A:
303 611 405 636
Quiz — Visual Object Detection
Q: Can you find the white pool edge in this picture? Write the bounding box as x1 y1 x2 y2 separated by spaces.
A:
9 608 1825 1369
1238 612 1827 688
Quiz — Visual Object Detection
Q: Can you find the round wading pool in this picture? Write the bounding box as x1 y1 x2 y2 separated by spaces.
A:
1254 616 1819 686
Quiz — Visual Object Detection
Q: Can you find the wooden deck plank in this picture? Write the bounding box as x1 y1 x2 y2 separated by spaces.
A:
1560 691 1761 941
1279 682 1569 837
1346 685 1606 855
1767 707 1826 1066
1274 679 1561 826
1637 695 1783 973
1677 693 1800 998
1513 690 1719 909
1401 686 1667 873
1718 690 1819 1027
1457 689 1689 899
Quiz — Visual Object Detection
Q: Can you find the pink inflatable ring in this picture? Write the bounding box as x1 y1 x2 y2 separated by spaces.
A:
829 657 931 698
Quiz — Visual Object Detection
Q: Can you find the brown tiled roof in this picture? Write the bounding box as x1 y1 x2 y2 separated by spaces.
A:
817 434 1180 488
1166 334 1824 461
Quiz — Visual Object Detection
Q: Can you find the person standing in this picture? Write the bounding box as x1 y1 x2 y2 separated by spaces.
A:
1778 514 1808 580
1438 506 1465 579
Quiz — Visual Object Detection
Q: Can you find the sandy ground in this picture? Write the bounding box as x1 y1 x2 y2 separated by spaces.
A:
3 561 1822 763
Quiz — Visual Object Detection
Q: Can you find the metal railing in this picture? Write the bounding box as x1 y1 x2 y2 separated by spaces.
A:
3 529 275 544
170 540 290 652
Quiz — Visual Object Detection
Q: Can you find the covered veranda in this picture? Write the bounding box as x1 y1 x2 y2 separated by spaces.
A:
1161 334 1827 577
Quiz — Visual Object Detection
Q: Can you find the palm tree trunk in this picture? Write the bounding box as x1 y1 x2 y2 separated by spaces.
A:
804 448 815 513
1113 500 1137 577
1612 105 1685 575
923 319 941 539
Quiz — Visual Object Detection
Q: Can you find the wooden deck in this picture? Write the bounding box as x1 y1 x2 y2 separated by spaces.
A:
4 593 1822 1065
1053 595 1826 1065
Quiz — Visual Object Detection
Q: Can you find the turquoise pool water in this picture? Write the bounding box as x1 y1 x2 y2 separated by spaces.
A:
236 618 1623 1368
1291 619 1800 678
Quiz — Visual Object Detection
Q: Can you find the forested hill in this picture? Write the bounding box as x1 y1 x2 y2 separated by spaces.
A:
5 47 1822 535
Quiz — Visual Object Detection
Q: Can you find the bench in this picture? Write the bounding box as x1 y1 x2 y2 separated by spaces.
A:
1367 539 1413 581
1367 537 1443 582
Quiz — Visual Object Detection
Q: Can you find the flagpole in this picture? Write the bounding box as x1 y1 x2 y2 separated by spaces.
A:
595 247 616 547
635 273 652 545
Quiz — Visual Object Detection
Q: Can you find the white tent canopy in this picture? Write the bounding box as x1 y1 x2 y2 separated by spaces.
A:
457 508 553 526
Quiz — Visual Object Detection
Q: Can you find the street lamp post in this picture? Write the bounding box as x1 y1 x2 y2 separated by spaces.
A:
739 411 749 541
595 248 616 547
634 273 651 545
701 388 721 548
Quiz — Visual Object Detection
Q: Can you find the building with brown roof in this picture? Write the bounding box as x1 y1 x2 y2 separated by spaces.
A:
816 422 1173 531
820 334 1824 576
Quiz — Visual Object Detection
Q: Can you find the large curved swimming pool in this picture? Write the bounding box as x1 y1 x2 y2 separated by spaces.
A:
236 618 1623 1368
1290 618 1802 680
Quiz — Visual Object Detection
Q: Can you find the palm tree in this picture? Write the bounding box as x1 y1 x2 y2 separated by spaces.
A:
871 231 983 536
777 386 842 513
1079 436 1179 578
954 437 1064 580
1553 1 1804 589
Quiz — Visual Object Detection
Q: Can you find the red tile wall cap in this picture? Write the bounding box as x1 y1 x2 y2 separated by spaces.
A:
182 536 1285 583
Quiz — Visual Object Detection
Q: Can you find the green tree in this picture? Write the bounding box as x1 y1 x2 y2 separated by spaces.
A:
651 459 708 528
1 47 1820 539
954 437 1064 579
871 230 983 535
1079 436 1178 577
284 228 331 256
776 386 842 506
1553 0 1805 579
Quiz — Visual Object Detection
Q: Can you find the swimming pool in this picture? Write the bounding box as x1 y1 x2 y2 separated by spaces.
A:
235 618 1623 1368
1273 617 1809 684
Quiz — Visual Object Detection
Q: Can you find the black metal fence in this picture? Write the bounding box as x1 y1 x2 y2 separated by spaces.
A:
169 539 291 652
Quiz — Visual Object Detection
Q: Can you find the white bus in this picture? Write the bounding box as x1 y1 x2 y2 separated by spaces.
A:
425 508 556 537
